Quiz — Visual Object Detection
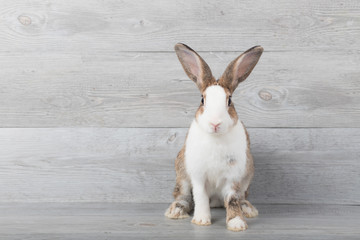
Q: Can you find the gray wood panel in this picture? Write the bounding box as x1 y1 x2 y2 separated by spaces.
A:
0 128 359 204
0 203 359 239
0 0 359 52
1 51 359 127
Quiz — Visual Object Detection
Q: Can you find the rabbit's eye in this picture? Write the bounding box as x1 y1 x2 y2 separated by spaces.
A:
228 96 232 106
201 96 204 105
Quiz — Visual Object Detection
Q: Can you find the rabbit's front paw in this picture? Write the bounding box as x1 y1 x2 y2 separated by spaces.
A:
191 214 211 226
227 216 248 231
165 201 190 219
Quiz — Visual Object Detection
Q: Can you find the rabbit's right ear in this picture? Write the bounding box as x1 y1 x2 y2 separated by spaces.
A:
175 43 215 92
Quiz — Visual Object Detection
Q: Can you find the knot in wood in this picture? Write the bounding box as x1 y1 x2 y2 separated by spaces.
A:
258 90 272 101
167 133 177 143
18 15 32 25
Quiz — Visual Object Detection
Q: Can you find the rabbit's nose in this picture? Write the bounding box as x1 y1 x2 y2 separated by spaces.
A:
210 122 222 128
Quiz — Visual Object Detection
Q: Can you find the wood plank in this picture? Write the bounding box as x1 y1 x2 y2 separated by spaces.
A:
1 51 359 127
0 128 359 204
0 0 359 52
0 203 359 239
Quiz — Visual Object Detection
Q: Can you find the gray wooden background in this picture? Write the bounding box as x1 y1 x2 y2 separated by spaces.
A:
0 0 359 205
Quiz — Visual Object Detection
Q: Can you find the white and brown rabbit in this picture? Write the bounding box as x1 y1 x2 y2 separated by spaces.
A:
165 43 263 231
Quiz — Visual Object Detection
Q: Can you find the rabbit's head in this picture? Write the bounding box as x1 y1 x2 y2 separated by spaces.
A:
175 43 263 135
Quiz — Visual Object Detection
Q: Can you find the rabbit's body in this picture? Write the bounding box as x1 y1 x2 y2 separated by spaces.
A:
165 43 263 231
186 118 249 202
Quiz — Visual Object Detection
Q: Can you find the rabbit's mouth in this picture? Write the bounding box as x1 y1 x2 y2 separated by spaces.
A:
210 123 221 133
208 126 225 135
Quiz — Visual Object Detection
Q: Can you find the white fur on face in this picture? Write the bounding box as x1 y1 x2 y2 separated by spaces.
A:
197 85 234 134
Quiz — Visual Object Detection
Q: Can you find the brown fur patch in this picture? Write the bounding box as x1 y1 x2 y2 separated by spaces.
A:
199 76 216 93
166 135 194 219
245 128 254 181
232 182 242 193
195 105 204 120
173 183 181 199
228 106 238 125
244 126 251 148
174 145 189 198
175 202 185 210
221 87 239 125
231 123 254 199
225 195 245 223
171 134 194 212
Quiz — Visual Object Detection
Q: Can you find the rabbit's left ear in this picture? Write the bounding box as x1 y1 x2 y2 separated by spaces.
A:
174 43 216 92
219 46 263 94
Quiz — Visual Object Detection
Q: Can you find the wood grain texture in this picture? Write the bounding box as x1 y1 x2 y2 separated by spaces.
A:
0 128 359 204
0 3 359 233
0 51 359 127
0 0 359 52
0 203 359 239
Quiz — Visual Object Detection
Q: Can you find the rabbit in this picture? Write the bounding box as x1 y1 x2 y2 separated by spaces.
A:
165 43 263 231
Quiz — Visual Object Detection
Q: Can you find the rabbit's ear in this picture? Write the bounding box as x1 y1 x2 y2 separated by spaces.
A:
219 46 263 94
175 43 215 92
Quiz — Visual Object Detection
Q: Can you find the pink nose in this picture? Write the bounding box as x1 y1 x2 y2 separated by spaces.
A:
210 122 221 132
210 122 221 128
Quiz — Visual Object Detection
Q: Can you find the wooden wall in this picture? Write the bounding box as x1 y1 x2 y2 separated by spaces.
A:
0 0 359 204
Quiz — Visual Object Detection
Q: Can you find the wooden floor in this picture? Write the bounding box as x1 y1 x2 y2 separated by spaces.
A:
0 203 359 239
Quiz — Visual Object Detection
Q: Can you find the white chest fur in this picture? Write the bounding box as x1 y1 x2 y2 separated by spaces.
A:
185 120 248 197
